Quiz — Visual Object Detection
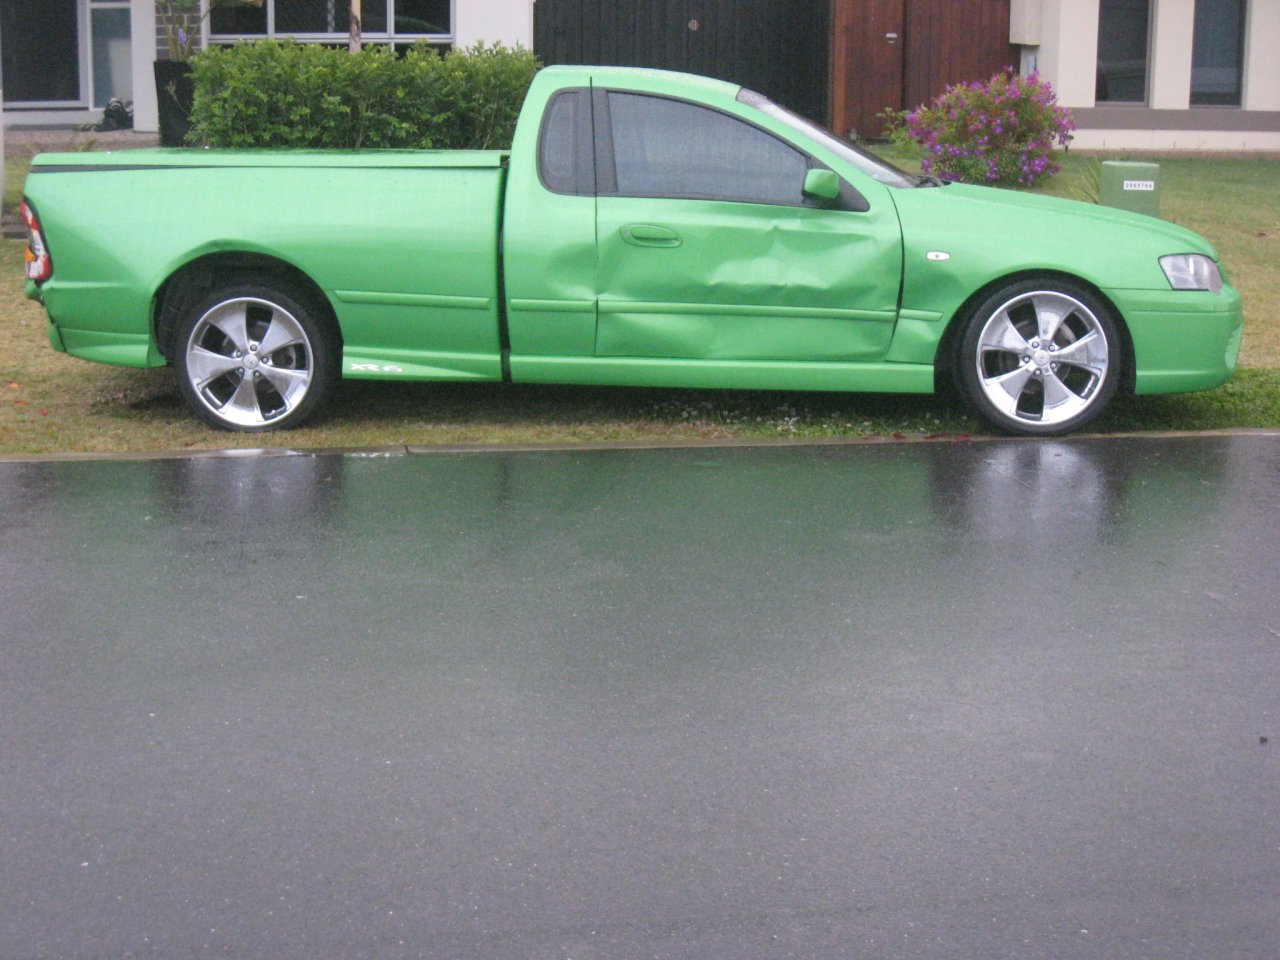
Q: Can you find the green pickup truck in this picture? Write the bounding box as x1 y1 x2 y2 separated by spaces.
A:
22 66 1241 436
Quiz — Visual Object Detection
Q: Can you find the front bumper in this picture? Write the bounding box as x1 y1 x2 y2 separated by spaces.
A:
1109 284 1244 395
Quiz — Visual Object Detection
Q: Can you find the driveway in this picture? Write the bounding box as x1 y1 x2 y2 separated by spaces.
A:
2 435 1277 959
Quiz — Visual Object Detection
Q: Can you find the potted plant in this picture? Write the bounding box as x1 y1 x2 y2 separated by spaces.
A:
154 0 262 145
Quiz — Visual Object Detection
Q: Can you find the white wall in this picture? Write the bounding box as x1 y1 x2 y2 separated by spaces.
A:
1030 0 1278 151
1148 0 1194 110
1032 0 1100 108
1068 127 1280 150
454 0 533 49
1243 0 1280 110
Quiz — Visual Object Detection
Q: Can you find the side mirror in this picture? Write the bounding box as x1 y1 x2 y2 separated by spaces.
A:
802 168 841 202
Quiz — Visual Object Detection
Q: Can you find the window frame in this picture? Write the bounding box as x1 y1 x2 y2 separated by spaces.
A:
536 87 596 197
207 0 454 46
1189 0 1247 107
1094 0 1153 105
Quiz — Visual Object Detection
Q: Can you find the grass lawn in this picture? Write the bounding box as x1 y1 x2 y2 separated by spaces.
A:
2 152 1277 455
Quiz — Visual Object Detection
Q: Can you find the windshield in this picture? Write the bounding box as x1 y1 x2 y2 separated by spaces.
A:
736 88 923 190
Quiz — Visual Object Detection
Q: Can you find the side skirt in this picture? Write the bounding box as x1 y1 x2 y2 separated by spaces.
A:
507 356 936 394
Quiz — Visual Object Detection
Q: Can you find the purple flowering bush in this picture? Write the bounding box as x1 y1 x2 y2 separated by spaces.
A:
898 71 1075 187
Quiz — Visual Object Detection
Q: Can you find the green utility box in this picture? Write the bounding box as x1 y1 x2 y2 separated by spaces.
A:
1099 160 1160 218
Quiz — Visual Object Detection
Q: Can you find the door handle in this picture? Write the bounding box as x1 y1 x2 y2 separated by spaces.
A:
620 224 682 248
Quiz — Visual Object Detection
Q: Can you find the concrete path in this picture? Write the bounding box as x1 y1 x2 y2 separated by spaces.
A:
2 435 1277 959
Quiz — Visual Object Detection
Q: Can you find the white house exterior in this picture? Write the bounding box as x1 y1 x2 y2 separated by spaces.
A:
1017 0 1280 149
1 0 533 132
3 0 1278 149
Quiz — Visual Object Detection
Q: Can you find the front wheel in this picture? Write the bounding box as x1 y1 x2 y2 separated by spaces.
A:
955 280 1122 436
174 277 338 431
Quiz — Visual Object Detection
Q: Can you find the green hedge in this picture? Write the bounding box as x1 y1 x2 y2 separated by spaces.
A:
187 40 541 149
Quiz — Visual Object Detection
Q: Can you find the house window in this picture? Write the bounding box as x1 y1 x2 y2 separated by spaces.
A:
1191 0 1246 106
1 0 81 104
211 0 452 40
91 1 133 107
1095 0 1150 103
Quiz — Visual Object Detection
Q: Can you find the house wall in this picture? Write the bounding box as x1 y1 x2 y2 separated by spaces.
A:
456 0 532 48
1025 0 1280 150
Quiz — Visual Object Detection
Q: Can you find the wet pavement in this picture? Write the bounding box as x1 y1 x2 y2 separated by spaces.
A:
1 435 1277 960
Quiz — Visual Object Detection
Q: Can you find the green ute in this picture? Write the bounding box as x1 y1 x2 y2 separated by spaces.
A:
22 66 1241 436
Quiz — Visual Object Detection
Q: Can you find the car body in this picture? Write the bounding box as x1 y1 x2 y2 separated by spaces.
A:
22 65 1242 435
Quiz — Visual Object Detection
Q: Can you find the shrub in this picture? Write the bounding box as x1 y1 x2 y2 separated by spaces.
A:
875 107 923 158
186 40 540 149
901 71 1075 187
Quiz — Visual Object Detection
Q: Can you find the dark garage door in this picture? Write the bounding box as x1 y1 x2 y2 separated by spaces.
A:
534 0 829 125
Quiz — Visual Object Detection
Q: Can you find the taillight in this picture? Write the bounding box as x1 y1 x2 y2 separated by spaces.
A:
21 200 52 283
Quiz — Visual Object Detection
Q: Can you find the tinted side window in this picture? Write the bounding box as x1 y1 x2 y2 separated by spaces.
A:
604 92 810 206
538 89 592 196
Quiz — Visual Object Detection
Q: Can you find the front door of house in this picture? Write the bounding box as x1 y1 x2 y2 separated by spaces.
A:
830 0 905 140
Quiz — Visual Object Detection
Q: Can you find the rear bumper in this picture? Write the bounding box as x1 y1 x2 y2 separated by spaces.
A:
1110 284 1243 394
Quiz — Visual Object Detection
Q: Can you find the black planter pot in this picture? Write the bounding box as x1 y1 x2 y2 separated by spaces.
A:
154 59 194 146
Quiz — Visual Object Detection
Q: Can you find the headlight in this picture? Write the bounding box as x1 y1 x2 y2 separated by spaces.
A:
1160 254 1223 293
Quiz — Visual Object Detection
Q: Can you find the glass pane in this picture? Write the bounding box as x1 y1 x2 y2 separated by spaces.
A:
91 7 132 108
1191 0 1245 106
395 0 450 34
607 93 809 206
211 2 267 34
1096 0 1150 103
1 0 80 103
539 92 577 191
267 0 386 34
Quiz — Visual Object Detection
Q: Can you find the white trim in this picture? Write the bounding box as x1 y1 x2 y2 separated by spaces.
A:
1070 127 1280 150
1242 0 1280 110
132 0 157 131
1149 0 1194 110
78 0 92 105
1035 0 1100 108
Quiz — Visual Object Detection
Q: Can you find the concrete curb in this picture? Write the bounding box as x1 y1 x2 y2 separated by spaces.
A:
2 428 1278 464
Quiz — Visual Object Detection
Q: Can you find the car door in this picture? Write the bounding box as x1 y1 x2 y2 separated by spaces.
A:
593 89 902 363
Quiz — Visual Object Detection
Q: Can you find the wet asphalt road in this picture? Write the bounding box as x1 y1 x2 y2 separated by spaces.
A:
1 435 1278 960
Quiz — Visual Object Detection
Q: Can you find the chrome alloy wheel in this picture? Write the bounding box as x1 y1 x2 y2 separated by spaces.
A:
973 290 1112 428
183 296 314 428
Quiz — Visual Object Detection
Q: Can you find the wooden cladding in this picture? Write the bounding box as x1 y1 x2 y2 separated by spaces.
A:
832 0 1016 139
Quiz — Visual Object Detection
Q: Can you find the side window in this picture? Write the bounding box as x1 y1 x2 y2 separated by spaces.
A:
538 88 593 196
603 91 811 207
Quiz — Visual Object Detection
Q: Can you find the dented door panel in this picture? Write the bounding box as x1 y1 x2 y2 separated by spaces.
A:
594 196 902 361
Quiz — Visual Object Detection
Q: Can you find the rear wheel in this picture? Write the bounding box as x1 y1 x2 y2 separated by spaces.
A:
956 279 1122 436
174 277 338 431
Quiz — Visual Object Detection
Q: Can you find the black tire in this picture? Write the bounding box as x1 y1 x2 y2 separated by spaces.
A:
174 275 338 432
955 278 1122 436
